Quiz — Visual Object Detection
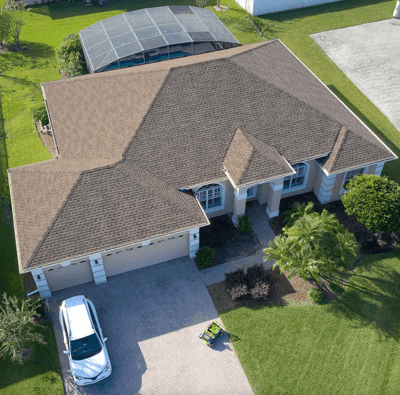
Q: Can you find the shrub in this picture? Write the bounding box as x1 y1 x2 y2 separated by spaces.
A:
228 284 248 300
250 281 270 299
238 215 252 232
225 268 246 290
195 246 215 268
246 264 269 288
195 0 209 7
31 102 49 126
28 296 45 316
341 174 400 233
0 293 45 364
308 288 324 304
56 33 86 78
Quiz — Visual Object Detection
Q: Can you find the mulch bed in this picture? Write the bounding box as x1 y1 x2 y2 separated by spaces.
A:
198 214 261 269
0 43 29 54
36 122 57 157
207 192 400 313
270 192 400 253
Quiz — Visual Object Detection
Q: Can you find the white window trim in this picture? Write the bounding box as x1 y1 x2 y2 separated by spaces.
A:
281 162 310 195
194 183 225 214
340 167 366 194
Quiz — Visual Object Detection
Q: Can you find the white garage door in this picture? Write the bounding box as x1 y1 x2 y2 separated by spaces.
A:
44 259 94 292
102 232 189 277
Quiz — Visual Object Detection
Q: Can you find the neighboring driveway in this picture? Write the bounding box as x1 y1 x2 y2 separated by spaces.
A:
311 18 400 133
47 256 253 395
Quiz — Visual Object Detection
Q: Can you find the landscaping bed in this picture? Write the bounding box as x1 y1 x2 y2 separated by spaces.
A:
199 214 261 268
270 192 400 253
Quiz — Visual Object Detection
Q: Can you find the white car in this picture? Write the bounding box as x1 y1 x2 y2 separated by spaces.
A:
59 295 112 385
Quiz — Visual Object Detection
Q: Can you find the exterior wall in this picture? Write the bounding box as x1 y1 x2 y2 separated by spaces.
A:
102 231 189 277
43 257 94 293
366 164 377 174
200 179 234 219
257 181 269 205
237 0 344 16
280 160 318 199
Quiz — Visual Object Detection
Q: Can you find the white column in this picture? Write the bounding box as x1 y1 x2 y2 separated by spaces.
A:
89 253 107 285
232 189 247 226
31 268 52 299
317 174 337 204
394 1 400 18
374 161 385 176
189 228 200 259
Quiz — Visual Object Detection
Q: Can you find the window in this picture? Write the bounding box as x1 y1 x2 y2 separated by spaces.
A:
341 168 364 193
195 184 223 212
283 163 308 192
88 304 100 337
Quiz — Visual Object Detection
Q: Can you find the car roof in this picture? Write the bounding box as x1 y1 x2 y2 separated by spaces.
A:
64 296 95 341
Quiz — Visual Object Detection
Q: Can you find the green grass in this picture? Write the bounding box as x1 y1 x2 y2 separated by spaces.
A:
221 251 400 395
0 322 64 394
0 0 399 393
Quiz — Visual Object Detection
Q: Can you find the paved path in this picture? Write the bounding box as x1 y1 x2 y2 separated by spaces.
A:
311 18 400 133
47 257 253 395
200 202 275 286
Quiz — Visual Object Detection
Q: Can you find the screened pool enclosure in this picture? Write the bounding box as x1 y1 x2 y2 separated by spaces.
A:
79 6 241 73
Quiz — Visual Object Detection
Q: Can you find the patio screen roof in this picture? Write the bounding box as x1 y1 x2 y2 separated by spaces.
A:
79 6 240 73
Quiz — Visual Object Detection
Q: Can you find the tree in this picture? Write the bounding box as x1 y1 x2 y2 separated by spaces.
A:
7 0 26 49
0 293 45 364
341 174 400 233
0 6 12 47
264 207 360 285
56 33 86 77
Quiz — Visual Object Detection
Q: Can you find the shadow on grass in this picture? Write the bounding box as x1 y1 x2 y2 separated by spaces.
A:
0 41 55 74
0 321 63 392
0 86 10 203
257 0 391 21
326 251 400 340
27 0 198 20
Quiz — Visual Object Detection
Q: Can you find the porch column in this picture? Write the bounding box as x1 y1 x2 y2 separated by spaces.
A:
31 268 52 299
89 253 107 285
189 227 200 258
232 189 247 225
266 180 283 218
394 0 400 18
317 174 336 204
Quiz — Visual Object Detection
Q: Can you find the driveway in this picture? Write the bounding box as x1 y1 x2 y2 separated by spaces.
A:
311 18 400 133
47 256 253 395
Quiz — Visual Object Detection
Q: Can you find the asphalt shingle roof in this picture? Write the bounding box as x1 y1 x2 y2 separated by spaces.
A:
9 39 396 271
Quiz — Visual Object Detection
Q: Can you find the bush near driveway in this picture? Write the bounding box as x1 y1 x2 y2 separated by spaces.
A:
56 33 86 77
195 245 215 268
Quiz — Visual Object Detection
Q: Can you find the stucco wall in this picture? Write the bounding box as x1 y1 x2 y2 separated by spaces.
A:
237 0 344 16
201 179 235 219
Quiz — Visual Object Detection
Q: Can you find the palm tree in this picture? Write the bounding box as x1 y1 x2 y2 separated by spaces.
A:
264 209 360 285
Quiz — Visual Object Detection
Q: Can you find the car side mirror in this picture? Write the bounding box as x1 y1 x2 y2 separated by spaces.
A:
103 338 108 343
63 350 69 355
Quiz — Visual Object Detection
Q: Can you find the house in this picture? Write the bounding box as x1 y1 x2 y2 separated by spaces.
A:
8 39 397 299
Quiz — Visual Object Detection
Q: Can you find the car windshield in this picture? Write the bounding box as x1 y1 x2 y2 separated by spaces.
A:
70 333 102 361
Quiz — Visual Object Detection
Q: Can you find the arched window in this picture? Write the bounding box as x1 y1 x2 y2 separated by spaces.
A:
195 184 224 212
282 162 309 192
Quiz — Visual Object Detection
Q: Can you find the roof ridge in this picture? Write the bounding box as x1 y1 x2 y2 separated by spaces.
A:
117 160 203 223
227 55 345 135
122 69 173 158
323 126 348 173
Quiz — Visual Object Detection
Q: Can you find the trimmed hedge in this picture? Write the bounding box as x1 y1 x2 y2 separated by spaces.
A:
195 246 215 268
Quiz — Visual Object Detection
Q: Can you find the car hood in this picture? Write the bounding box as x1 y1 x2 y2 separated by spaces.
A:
70 348 108 379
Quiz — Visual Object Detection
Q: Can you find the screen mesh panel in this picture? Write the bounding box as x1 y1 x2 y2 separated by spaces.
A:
79 6 240 72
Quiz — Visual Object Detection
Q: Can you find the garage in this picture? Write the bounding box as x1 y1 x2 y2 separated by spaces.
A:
102 231 190 277
44 259 94 292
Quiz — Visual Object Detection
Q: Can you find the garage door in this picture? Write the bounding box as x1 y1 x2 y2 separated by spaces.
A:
44 259 94 292
102 232 189 277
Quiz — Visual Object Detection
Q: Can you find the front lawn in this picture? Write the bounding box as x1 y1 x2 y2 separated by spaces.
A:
220 251 400 395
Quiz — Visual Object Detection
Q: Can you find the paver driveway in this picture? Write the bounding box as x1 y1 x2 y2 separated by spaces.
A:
47 257 253 395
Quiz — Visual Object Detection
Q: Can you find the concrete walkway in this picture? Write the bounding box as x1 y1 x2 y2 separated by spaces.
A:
311 18 400 133
199 202 276 286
